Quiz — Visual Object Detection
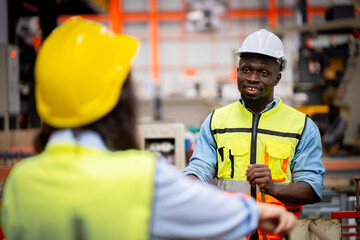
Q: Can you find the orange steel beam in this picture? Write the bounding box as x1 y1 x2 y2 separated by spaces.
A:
332 211 360 219
121 9 293 21
322 159 360 170
228 7 327 18
122 12 148 21
65 7 327 24
150 0 159 83
341 232 359 237
109 0 123 33
229 9 268 17
57 7 330 24
269 0 278 27
308 7 327 15
157 12 186 20
118 0 123 33
58 14 109 22
306 0 312 24
342 225 357 229
121 12 185 21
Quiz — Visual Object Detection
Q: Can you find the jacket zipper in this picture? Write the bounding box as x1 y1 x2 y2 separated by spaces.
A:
250 113 261 200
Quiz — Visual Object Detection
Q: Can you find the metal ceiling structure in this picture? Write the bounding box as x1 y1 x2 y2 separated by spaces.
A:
9 0 360 83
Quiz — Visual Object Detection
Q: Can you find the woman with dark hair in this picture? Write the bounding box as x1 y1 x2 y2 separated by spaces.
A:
33 73 139 154
1 17 295 240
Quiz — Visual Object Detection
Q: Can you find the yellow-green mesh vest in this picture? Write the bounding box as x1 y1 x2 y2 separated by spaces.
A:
1 143 156 240
211 98 306 207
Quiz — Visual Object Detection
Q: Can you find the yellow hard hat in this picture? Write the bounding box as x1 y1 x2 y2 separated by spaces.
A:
35 17 139 128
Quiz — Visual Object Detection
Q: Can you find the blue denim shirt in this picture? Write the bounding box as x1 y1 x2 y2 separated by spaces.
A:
183 97 325 199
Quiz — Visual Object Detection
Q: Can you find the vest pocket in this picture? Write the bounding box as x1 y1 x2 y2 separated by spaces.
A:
227 138 249 180
217 146 231 179
264 140 291 182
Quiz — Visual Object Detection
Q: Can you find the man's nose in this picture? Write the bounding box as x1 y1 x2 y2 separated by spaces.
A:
246 71 259 82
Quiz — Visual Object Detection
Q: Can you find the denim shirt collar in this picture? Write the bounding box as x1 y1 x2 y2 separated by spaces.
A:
47 129 108 151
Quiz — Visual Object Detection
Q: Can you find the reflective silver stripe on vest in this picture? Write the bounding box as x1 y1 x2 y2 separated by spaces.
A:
215 179 288 193
215 179 256 193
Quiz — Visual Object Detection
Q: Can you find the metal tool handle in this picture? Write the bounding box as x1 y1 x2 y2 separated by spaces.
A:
260 188 267 240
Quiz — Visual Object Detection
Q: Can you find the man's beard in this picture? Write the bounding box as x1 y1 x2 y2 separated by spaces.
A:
241 94 267 105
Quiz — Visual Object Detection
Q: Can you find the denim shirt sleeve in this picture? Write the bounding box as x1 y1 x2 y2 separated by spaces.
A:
291 117 325 200
182 114 217 184
153 158 259 239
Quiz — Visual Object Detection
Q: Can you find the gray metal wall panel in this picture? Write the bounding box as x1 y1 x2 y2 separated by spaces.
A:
7 45 20 114
159 40 183 66
0 45 7 115
123 0 148 12
185 40 212 65
158 0 182 11
0 0 7 44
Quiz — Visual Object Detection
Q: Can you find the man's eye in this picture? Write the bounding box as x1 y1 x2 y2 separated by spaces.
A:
242 68 250 73
261 71 268 77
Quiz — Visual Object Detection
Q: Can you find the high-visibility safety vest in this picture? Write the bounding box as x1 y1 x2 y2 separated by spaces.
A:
1 143 156 240
211 99 307 240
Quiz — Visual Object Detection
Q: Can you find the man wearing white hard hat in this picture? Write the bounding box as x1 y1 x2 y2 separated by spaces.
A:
184 29 325 240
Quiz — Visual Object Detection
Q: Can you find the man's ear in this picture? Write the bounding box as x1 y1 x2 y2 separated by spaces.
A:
275 73 281 86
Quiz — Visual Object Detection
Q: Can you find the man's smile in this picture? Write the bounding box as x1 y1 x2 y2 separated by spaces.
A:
244 86 260 95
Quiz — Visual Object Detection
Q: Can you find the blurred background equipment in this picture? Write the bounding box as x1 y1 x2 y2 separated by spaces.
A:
138 123 185 169
4 0 107 130
185 0 227 32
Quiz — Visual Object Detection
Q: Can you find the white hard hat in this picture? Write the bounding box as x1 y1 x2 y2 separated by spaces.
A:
235 29 287 71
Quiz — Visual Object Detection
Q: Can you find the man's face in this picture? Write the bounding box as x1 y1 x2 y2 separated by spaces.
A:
237 53 281 106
